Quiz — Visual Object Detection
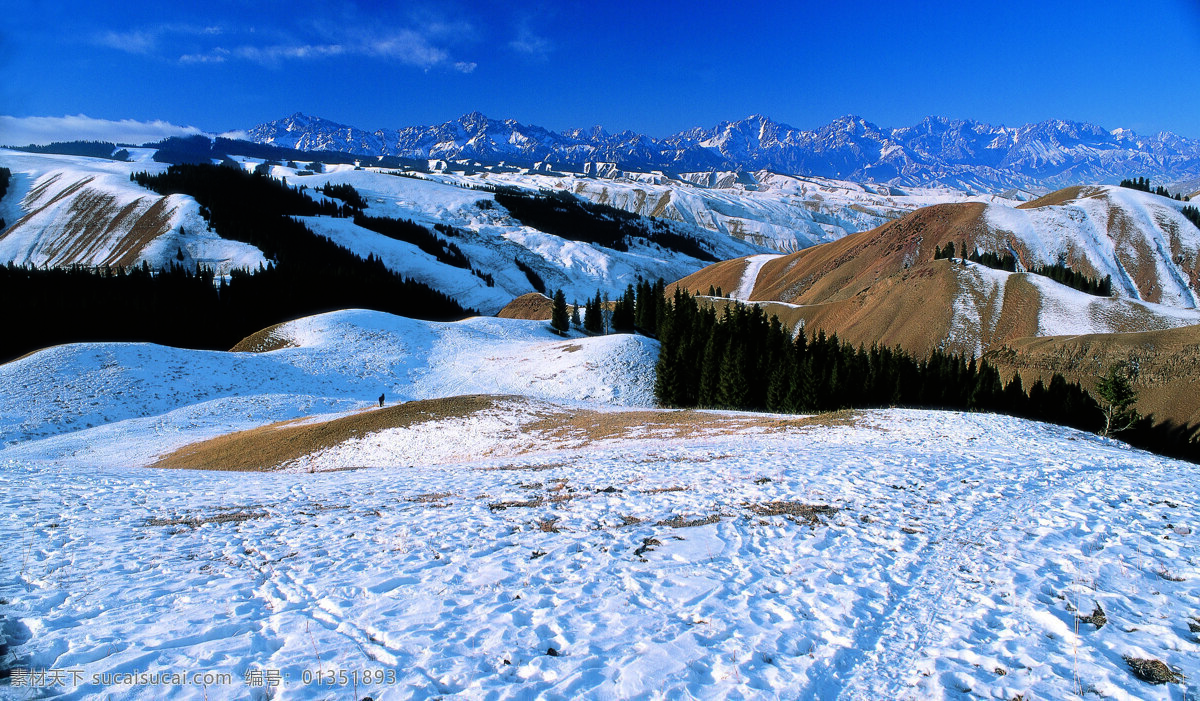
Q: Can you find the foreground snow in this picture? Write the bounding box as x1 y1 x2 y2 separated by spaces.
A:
1 410 1197 700
0 312 1197 699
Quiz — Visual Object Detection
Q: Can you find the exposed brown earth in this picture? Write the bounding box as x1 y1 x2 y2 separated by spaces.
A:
2 177 177 267
496 292 554 320
152 395 511 471
985 324 1200 427
1015 185 1104 209
673 257 754 299
672 189 1200 427
230 321 296 353
151 394 863 472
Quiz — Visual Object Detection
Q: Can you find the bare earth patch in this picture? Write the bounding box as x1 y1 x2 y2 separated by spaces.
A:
151 393 866 472
152 395 512 471
143 510 269 528
746 501 838 525
1124 656 1182 685
656 514 721 528
230 321 297 352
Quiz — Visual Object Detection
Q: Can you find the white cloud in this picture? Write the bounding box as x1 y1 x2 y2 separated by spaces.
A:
454 61 477 73
366 30 447 67
0 115 206 147
94 30 158 55
180 47 230 64
509 26 551 60
177 31 463 71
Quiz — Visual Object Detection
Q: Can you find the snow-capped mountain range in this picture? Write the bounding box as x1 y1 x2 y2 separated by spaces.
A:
248 112 1200 191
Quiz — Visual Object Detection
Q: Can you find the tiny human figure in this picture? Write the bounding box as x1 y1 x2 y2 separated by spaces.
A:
378 393 385 408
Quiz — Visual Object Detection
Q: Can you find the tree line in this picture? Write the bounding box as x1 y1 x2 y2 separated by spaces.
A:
934 241 1111 296
1120 176 1190 201
6 140 130 161
0 164 475 361
560 283 1197 462
549 279 666 336
493 187 718 261
0 166 10 230
0 257 469 363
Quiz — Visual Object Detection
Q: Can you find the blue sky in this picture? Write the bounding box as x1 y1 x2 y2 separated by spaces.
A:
3 0 1200 138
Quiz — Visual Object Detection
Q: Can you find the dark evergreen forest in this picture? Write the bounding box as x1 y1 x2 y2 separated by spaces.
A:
0 164 473 362
0 166 10 230
934 242 1111 296
493 187 718 261
5 140 130 161
637 286 1198 462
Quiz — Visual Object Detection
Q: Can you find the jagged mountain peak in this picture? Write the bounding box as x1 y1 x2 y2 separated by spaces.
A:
246 112 1200 190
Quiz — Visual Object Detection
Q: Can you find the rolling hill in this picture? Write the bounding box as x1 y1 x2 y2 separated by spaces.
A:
673 185 1200 427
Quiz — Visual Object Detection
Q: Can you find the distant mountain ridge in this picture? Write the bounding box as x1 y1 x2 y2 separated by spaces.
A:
247 112 1200 191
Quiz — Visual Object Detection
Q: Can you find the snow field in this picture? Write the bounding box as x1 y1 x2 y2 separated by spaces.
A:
1 410 1196 700
0 312 657 465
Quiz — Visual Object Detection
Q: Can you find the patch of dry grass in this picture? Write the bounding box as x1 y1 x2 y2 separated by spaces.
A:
144 510 268 528
1124 656 1182 685
230 322 296 352
640 486 690 495
152 395 512 472
746 501 838 525
656 514 721 528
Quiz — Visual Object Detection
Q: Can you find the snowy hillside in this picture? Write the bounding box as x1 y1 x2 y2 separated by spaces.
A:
985 186 1200 307
434 168 1012 251
1 310 1197 700
0 150 265 273
0 150 772 313
0 311 656 463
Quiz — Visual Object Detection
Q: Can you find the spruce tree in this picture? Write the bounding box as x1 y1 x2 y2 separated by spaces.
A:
1095 365 1140 436
550 289 569 333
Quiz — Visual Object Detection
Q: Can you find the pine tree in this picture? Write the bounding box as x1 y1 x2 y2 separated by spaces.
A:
550 289 569 333
570 300 581 329
1095 365 1140 436
584 291 604 334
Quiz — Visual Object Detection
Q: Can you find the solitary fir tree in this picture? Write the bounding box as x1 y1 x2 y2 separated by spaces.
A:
1095 365 1140 436
550 289 569 334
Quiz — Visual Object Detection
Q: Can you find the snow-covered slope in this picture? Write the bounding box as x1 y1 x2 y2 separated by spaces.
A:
446 168 1011 251
989 186 1200 306
0 150 266 273
675 187 1200 367
2 405 1197 700
0 311 656 462
0 150 774 313
249 111 1200 190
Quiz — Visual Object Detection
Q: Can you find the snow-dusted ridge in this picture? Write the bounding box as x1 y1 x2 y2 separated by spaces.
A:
0 151 266 273
249 111 1200 191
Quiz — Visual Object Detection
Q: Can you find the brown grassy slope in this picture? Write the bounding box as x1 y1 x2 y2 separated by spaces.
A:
985 324 1200 426
672 190 1200 355
1 177 177 267
497 292 554 320
230 320 296 353
1015 185 1104 210
672 203 1006 355
153 390 865 472
675 203 992 305
153 395 510 471
672 257 754 299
